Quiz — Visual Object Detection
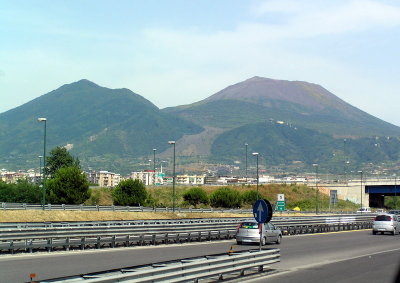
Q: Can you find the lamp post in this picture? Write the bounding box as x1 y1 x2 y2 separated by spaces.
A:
313 164 319 214
37 118 47 209
168 141 176 212
245 143 248 183
38 155 43 184
358 171 363 210
153 148 157 185
252 152 259 200
394 174 397 209
343 139 347 183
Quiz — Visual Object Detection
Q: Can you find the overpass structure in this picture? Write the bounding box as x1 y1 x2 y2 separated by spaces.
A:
317 178 400 208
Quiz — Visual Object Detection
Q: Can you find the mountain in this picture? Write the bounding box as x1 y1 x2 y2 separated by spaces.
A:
0 80 202 172
163 76 400 171
211 121 400 170
164 76 400 137
2 77 400 175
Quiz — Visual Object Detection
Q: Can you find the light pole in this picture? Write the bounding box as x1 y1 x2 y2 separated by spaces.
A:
38 118 47 209
313 164 319 214
245 143 248 183
252 152 259 200
153 148 157 185
394 174 397 209
168 141 176 212
343 139 347 182
38 155 43 184
358 171 363 210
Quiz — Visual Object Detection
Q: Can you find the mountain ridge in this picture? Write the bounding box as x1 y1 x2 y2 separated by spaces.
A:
1 77 400 174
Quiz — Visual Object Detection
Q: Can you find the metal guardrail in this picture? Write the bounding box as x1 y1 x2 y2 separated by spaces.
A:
0 202 362 214
42 249 281 283
0 202 251 213
0 215 374 254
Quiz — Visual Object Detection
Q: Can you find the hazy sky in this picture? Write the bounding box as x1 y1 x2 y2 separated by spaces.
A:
1 0 399 126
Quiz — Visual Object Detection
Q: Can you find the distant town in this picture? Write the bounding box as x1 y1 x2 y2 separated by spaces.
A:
1 167 321 187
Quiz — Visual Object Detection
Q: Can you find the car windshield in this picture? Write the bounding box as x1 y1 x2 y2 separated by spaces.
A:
375 215 392 221
241 222 259 229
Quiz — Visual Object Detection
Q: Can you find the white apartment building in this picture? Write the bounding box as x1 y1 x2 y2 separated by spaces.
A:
130 170 164 185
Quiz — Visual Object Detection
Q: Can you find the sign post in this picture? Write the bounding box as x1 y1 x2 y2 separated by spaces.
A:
277 194 285 214
253 199 270 251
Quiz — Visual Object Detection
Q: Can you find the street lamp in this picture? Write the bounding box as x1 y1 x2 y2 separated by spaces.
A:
252 152 259 200
358 171 363 210
153 148 157 185
313 164 319 214
38 155 43 184
245 143 248 183
37 117 47 209
394 174 397 209
168 141 176 212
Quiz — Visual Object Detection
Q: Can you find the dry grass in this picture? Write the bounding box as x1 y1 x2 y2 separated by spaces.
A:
0 210 254 222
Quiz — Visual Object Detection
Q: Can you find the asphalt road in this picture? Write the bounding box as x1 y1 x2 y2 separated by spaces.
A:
0 229 399 282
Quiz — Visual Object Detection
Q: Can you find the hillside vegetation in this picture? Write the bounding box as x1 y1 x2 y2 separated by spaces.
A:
84 184 359 212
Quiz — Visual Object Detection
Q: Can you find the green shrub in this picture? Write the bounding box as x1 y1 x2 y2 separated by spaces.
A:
183 187 209 208
241 190 264 205
0 180 41 203
112 179 148 206
47 166 90 204
210 187 241 208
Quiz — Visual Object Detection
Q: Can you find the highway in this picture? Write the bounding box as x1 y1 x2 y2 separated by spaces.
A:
0 229 399 282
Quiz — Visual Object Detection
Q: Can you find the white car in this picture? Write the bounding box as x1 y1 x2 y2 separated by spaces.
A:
356 207 371 213
235 221 282 245
372 214 400 235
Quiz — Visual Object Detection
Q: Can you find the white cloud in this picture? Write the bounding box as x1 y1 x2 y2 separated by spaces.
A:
251 0 400 37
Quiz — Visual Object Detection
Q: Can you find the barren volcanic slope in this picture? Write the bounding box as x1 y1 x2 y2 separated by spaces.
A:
164 76 400 137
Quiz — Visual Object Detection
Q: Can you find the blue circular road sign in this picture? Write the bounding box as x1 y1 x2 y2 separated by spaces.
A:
253 199 268 223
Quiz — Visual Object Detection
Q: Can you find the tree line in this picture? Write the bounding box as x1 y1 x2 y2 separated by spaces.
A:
0 146 261 208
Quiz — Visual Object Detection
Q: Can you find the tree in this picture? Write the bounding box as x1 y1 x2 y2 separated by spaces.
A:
0 180 41 203
45 146 80 177
46 166 90 204
112 179 148 206
210 187 241 208
241 190 263 206
183 187 209 208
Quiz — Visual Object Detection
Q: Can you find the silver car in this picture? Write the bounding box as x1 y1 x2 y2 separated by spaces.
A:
235 221 282 245
372 214 400 235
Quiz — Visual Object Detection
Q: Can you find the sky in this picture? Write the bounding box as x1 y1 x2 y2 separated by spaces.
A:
1 0 400 126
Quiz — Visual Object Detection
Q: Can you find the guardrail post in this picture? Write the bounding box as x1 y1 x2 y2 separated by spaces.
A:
96 236 101 249
9 241 14 254
65 237 70 251
47 238 52 252
23 203 27 210
28 239 33 253
152 234 156 245
62 204 65 210
1 202 4 210
111 235 116 248
81 238 85 250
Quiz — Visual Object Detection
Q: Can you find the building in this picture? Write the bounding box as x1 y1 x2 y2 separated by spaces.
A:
176 174 205 185
130 170 165 185
85 170 121 187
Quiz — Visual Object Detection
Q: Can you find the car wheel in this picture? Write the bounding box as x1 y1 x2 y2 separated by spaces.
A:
236 241 242 245
276 235 282 244
372 231 377 235
261 237 266 246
